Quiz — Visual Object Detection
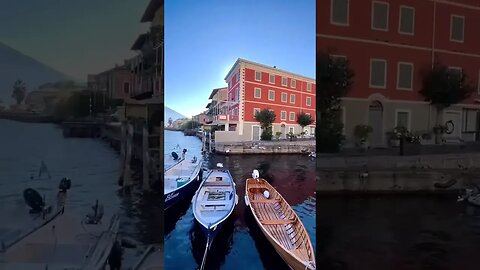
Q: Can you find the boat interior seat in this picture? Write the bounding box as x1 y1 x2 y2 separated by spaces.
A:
204 181 230 186
260 218 296 225
250 198 279 203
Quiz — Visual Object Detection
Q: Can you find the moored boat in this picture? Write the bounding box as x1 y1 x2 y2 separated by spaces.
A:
192 163 237 270
244 170 316 270
164 150 202 210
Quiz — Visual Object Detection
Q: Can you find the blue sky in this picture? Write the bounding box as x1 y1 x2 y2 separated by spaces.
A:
165 0 315 117
0 0 149 81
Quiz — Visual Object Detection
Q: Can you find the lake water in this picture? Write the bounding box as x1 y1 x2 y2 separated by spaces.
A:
316 195 480 270
0 119 162 266
164 130 317 270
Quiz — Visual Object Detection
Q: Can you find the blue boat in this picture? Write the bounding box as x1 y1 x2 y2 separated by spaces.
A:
192 164 238 270
164 153 202 211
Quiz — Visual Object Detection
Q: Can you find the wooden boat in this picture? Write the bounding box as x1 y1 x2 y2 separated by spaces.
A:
192 163 237 270
244 170 316 270
164 151 202 210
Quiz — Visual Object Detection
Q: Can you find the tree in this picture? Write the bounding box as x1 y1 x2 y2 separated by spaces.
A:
254 109 276 140
182 120 200 130
317 51 354 152
12 80 27 105
419 63 474 143
297 112 313 137
168 117 173 127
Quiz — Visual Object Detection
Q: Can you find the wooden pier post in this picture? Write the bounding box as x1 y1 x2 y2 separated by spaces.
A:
122 122 133 188
142 124 151 191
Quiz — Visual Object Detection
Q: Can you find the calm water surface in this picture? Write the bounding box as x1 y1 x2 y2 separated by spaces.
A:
0 119 161 266
317 195 480 270
164 130 317 270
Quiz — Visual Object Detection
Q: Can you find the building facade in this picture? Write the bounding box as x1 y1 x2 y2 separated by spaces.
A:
88 65 133 103
205 87 228 126
318 0 480 147
215 58 316 142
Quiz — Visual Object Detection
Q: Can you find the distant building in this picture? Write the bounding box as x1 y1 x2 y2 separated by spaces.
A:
25 85 80 114
205 87 228 126
318 0 480 146
193 112 209 125
88 64 133 104
214 58 316 142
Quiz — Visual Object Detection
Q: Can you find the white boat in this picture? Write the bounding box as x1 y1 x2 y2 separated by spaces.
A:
164 150 202 210
458 188 480 207
192 163 237 270
0 188 119 270
132 245 163 270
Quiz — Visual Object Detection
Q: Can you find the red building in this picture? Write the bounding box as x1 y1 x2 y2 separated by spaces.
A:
318 0 480 147
215 58 315 142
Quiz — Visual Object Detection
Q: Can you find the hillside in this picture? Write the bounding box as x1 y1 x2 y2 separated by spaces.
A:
0 42 71 104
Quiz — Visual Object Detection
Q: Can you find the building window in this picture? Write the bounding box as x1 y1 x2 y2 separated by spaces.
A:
255 71 261 81
450 15 465 42
372 1 389 31
254 87 261 98
399 6 414 35
123 82 130 94
254 108 260 116
307 83 312 92
289 127 294 134
397 62 413 90
291 79 296 88
281 111 287 120
268 90 275 101
269 74 275 84
306 97 312 106
236 72 239 82
282 77 288 86
235 87 239 101
396 110 410 130
289 112 296 121
281 92 287 102
331 0 349 25
370 59 387 88
290 94 296 104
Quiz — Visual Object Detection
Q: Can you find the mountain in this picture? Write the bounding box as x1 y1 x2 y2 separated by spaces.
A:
165 106 186 122
0 42 71 104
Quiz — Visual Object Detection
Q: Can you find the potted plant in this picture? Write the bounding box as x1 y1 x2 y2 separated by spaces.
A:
287 131 295 141
275 131 282 140
353 124 373 151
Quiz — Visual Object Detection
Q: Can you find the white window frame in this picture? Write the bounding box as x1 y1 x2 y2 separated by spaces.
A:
281 111 287 120
398 6 415 35
330 0 349 26
330 54 347 60
254 108 260 116
307 83 312 92
396 62 414 91
291 79 296 88
290 94 296 104
369 58 387 89
282 77 288 86
255 71 262 81
254 87 261 98
268 90 275 101
269 74 275 84
395 109 411 130
281 92 287 102
252 125 261 140
289 112 296 121
306 96 312 106
450 14 465 43
371 1 389 32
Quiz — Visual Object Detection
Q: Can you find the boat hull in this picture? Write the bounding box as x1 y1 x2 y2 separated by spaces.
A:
164 169 201 210
245 178 315 270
